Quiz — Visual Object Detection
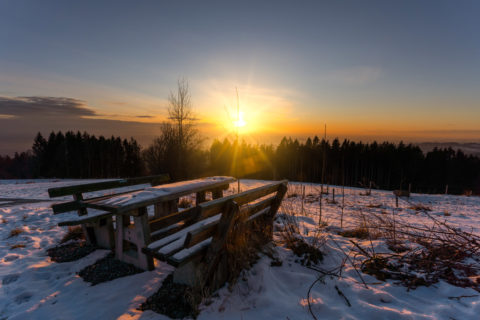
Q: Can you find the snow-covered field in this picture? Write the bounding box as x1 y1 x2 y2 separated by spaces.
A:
1 179 479 319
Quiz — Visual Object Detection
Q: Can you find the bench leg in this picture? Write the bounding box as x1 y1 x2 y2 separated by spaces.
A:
115 210 154 271
81 217 115 249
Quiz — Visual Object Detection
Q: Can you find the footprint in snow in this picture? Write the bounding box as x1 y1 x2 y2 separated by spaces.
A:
3 254 19 262
2 274 20 285
14 292 33 304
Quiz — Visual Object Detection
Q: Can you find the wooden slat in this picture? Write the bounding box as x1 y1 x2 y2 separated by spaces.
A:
48 174 169 198
157 237 186 260
183 219 218 249
198 180 287 219
167 239 211 267
247 207 270 222
150 223 186 242
239 195 275 218
149 206 198 232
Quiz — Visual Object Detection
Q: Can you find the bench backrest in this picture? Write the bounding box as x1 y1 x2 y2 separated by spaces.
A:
146 180 288 266
48 174 170 214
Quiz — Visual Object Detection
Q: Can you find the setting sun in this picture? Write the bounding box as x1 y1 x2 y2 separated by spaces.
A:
233 111 247 129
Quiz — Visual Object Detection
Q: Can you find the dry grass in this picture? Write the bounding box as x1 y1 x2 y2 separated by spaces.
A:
277 202 325 266
339 226 370 239
348 209 480 291
178 197 193 208
10 243 26 250
60 226 85 244
8 228 23 238
409 204 432 212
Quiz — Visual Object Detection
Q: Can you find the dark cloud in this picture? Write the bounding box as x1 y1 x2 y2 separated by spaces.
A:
0 96 96 117
136 115 154 118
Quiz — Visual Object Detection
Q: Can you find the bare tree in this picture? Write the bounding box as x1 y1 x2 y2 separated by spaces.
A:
168 78 196 149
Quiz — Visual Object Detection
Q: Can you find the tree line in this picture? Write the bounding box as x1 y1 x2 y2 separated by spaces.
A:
0 131 143 179
1 131 479 195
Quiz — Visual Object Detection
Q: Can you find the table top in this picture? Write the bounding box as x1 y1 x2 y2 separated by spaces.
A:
82 176 235 215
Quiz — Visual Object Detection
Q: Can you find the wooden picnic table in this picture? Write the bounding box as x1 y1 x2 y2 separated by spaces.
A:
80 176 236 269
82 176 235 215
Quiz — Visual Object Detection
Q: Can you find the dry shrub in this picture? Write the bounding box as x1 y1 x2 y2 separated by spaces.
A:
339 226 370 239
10 243 26 250
409 204 432 212
351 210 480 291
140 274 200 319
223 211 271 285
8 228 23 238
277 202 325 266
60 226 85 244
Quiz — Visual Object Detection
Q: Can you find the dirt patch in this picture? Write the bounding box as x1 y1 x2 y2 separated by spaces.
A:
47 241 97 263
139 274 200 319
78 253 144 285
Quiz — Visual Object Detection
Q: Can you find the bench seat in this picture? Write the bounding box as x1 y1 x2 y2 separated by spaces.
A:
58 208 112 226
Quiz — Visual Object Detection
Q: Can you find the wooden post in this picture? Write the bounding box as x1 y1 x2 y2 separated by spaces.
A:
301 184 305 215
319 193 322 225
332 188 335 203
341 186 345 228
445 184 449 195
73 193 88 216
115 208 154 271
395 195 399 208
176 200 239 289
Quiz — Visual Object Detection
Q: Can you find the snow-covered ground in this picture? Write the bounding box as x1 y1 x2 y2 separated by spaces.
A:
1 179 479 319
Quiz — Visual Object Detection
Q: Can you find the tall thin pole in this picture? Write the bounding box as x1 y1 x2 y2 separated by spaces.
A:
321 123 327 193
236 88 240 194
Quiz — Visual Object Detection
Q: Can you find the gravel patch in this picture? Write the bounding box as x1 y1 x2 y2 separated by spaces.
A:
78 253 144 285
139 274 200 319
47 241 97 263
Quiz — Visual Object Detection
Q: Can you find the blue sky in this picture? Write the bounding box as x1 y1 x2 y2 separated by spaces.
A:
1 0 479 154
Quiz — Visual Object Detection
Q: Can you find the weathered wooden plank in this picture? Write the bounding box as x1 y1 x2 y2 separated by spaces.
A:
48 174 169 197
198 180 287 219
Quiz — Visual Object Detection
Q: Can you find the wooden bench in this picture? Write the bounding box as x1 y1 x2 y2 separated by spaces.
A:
143 180 288 290
80 176 236 270
48 174 170 249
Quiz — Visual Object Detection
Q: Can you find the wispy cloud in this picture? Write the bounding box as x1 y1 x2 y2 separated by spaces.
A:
0 96 96 118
